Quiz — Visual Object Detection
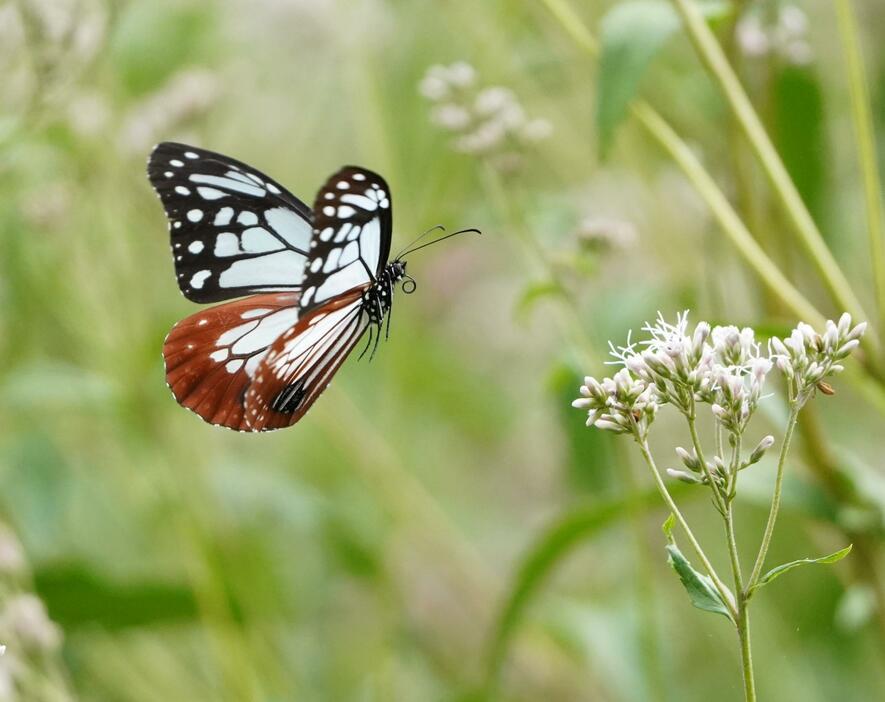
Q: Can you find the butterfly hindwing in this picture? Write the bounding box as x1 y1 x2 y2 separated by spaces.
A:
244 287 370 431
299 166 392 314
148 143 313 303
163 292 301 430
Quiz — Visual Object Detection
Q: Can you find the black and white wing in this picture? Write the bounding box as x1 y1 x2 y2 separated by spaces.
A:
299 166 392 313
148 142 313 303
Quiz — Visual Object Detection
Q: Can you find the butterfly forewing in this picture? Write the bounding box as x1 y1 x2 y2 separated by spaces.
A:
163 292 301 430
299 166 392 314
148 142 313 303
244 287 370 431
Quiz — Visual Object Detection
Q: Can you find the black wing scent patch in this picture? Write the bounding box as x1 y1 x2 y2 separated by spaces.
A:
244 287 370 431
299 166 393 314
148 142 313 303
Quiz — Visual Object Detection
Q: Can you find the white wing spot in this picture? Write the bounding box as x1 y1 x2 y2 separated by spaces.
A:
340 194 376 211
214 207 234 225
190 270 211 288
198 318 208 326
379 199 389 209
324 192 334 200
237 211 259 226
210 349 229 362
267 183 281 195
310 258 323 272
188 240 204 254
170 159 184 167
353 173 366 181
197 186 225 200
175 186 190 195
336 181 350 189
323 206 335 216
226 359 244 374
187 209 203 222
337 206 356 218
184 151 198 159
241 308 271 319
164 171 173 178
173 221 182 229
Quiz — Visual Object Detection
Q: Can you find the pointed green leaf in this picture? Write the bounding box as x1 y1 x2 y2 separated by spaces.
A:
751 545 852 595
661 512 676 543
665 543 735 623
596 0 731 157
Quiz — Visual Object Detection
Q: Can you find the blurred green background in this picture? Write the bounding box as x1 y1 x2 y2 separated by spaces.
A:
1 0 884 700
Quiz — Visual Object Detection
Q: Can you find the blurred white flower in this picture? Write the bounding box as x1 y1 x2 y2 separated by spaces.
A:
419 61 551 169
66 91 111 137
118 69 220 154
736 5 813 66
0 526 25 577
430 104 471 131
0 595 62 653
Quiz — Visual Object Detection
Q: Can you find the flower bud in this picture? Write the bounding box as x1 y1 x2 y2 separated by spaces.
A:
675 446 701 472
748 435 775 465
667 468 702 484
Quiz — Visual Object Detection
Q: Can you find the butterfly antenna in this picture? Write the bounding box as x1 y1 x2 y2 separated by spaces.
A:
398 227 481 258
395 224 446 260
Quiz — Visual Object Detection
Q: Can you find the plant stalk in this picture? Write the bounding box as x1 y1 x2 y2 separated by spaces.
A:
834 0 885 351
669 0 875 357
635 435 738 618
748 402 802 588
737 596 757 702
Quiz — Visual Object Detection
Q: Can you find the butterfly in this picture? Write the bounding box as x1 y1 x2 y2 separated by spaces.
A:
147 142 476 431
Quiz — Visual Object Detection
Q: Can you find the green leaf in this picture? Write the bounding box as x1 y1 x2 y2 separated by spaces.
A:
665 543 735 623
751 545 852 595
661 513 676 543
596 0 730 157
481 484 693 693
35 563 198 630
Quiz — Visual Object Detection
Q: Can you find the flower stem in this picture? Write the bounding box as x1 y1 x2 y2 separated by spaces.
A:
737 597 757 702
635 435 737 618
668 0 875 357
685 407 728 512
748 402 802 588
834 0 885 351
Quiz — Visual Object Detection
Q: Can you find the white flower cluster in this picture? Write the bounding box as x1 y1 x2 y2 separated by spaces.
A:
770 314 866 403
737 5 812 66
0 523 71 702
572 368 658 438
419 62 552 170
573 312 866 436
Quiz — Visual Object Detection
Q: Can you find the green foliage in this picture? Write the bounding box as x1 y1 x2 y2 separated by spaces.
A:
595 0 729 156
665 541 735 623
750 545 853 596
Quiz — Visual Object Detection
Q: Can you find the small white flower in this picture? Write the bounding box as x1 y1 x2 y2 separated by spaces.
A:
446 61 476 88
0 595 61 653
418 72 449 101
474 86 515 116
430 103 471 130
0 525 25 576
521 118 553 142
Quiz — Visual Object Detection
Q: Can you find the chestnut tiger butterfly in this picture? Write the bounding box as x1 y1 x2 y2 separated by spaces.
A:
148 142 477 431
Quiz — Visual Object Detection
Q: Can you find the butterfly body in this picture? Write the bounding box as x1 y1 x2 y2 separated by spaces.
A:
148 142 439 432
